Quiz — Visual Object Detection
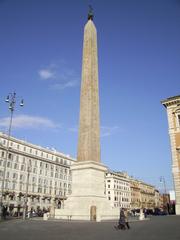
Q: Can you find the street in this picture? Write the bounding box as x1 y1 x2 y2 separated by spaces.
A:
0 216 179 240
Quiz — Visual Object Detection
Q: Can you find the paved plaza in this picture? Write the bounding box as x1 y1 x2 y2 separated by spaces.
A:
0 216 180 240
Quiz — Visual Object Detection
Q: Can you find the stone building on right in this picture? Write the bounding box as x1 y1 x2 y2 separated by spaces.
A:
161 95 180 214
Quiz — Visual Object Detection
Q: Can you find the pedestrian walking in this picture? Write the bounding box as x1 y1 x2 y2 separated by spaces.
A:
114 208 126 230
2 205 7 220
124 208 130 229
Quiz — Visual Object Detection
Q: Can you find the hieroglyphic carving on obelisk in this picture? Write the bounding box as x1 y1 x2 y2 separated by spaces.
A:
77 9 101 162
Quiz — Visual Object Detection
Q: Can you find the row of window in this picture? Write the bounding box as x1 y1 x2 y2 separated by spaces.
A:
0 140 71 165
0 181 71 195
0 158 71 176
107 179 129 186
0 172 70 189
107 184 130 191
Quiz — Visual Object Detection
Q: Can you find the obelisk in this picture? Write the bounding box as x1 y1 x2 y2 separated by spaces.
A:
55 10 119 221
77 9 100 163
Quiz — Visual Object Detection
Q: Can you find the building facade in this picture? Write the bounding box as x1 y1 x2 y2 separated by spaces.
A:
0 132 75 216
139 181 155 209
0 131 163 217
130 178 141 209
154 189 161 209
105 172 131 209
161 95 180 214
105 172 158 210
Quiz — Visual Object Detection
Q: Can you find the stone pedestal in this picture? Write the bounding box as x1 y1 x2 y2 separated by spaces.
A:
176 204 180 215
55 161 119 221
139 209 145 220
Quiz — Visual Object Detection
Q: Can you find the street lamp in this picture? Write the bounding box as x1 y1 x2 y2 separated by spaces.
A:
0 92 24 220
23 160 31 220
160 176 168 213
160 176 167 194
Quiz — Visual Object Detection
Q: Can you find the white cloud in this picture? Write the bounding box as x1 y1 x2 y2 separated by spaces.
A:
51 80 78 90
38 69 55 80
38 63 79 90
101 126 119 137
0 114 60 130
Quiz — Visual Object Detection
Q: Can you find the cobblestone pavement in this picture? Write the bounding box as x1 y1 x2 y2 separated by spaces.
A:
0 215 179 240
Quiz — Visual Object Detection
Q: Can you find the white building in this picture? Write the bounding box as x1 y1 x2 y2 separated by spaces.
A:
161 95 180 214
0 132 75 216
106 171 131 209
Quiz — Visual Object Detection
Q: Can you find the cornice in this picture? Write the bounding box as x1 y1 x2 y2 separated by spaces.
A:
161 95 180 108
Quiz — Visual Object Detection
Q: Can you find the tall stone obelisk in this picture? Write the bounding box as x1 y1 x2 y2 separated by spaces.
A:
55 10 119 221
77 10 100 163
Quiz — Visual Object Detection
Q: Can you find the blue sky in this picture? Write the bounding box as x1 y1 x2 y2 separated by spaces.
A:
0 0 180 192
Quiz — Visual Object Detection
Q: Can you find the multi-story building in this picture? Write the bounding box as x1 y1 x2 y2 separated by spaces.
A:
154 189 161 209
139 181 155 209
105 171 131 208
105 172 158 210
0 132 75 215
129 178 141 209
161 95 180 215
0 131 162 216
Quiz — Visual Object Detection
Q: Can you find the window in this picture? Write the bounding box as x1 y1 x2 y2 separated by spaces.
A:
178 115 180 127
7 162 11 168
14 163 18 169
13 173 17 179
1 151 5 158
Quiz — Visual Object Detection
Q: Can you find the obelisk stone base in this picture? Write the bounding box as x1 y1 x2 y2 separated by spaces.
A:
55 161 119 221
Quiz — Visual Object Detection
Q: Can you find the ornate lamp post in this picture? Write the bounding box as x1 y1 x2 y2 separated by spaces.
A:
160 176 167 194
160 176 169 213
23 160 31 220
0 92 24 220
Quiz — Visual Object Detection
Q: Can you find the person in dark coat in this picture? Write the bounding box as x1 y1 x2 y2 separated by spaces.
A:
2 205 7 220
114 208 126 230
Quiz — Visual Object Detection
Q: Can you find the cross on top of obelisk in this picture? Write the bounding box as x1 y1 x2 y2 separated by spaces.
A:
88 5 94 20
